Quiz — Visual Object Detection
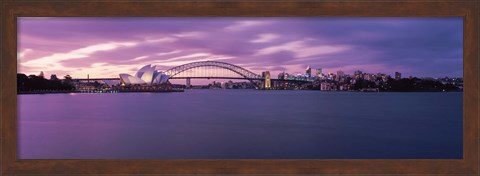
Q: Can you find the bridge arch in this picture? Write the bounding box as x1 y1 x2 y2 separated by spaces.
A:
163 61 261 82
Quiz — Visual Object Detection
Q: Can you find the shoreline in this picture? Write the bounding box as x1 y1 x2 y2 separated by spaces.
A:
17 89 462 95
18 89 184 94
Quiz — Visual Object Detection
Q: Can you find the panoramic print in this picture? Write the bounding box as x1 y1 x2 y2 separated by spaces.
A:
17 17 463 159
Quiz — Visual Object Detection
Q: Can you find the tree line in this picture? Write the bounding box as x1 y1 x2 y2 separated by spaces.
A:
17 74 74 92
352 77 460 92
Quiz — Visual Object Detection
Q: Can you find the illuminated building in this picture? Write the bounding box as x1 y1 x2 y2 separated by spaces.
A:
337 71 345 77
119 64 170 85
354 70 363 79
316 68 322 77
262 71 271 89
305 66 312 77
278 72 285 80
395 72 402 80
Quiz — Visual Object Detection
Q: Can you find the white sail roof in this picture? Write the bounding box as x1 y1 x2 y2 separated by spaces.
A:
135 64 152 78
119 64 170 85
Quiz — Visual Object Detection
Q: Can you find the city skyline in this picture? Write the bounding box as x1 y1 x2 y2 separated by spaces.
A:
18 17 463 79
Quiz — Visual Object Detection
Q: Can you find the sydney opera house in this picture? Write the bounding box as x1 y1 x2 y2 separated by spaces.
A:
119 64 170 85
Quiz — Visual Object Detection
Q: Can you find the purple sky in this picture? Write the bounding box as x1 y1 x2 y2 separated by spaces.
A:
18 17 463 80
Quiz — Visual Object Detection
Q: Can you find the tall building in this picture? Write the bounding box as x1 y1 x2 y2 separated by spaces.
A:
262 71 271 89
336 71 345 81
316 68 322 77
354 70 363 79
395 72 402 80
305 66 312 77
38 71 44 78
365 74 375 81
337 71 345 77
278 72 285 80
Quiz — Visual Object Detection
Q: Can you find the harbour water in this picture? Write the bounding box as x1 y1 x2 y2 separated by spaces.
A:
18 90 462 159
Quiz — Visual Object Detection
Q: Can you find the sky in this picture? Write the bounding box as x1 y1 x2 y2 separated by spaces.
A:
18 17 463 81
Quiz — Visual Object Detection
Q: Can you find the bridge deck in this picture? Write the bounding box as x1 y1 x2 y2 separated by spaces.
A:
74 78 120 81
74 77 309 82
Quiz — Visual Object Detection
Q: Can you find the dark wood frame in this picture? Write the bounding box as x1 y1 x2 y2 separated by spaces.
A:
1 0 478 175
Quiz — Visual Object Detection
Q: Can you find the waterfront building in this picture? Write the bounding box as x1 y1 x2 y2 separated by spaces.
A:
305 66 312 77
327 73 335 80
320 82 335 91
335 71 344 81
382 74 390 82
75 83 96 92
364 74 374 81
261 71 271 89
227 80 234 89
119 64 170 85
278 72 285 80
354 70 363 79
395 72 402 80
316 68 322 77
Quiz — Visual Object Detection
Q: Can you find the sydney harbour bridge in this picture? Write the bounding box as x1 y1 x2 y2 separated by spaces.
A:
74 61 310 89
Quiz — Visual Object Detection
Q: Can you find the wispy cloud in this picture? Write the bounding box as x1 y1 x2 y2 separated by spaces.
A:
156 50 181 56
131 55 149 61
157 53 212 63
73 62 142 78
18 17 463 78
155 53 234 64
151 53 234 67
255 40 350 58
224 21 267 31
22 41 137 70
173 32 207 38
18 48 32 59
145 37 177 43
250 33 279 43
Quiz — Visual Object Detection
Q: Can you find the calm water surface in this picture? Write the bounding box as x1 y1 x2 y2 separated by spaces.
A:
18 90 462 159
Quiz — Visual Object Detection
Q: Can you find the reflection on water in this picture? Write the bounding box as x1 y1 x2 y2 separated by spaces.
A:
18 90 462 159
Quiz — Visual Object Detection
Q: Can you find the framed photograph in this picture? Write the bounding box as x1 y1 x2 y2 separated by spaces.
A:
1 1 479 175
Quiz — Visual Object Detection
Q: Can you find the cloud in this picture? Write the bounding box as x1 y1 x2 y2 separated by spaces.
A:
157 53 212 63
22 41 137 70
173 32 207 38
248 64 306 76
17 17 463 78
150 53 234 67
18 49 32 59
224 21 267 31
156 50 181 56
131 55 149 61
72 62 143 78
250 33 279 43
255 40 350 58
145 37 177 43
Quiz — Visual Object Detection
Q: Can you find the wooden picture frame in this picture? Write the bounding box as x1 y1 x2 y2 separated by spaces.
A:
1 0 478 175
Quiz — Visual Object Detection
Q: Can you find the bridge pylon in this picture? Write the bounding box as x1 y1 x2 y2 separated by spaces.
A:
186 78 191 88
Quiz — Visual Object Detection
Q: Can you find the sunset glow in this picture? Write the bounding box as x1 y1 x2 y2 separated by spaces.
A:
18 17 463 79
